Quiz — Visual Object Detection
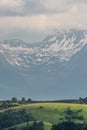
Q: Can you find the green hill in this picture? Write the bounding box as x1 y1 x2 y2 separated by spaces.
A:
1 103 87 130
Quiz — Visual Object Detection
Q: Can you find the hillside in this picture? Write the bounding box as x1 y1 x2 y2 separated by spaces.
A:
1 102 87 130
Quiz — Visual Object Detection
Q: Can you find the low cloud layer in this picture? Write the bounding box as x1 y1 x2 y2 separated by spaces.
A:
0 0 87 42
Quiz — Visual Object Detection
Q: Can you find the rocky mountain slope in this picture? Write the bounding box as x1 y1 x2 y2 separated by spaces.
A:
0 29 87 100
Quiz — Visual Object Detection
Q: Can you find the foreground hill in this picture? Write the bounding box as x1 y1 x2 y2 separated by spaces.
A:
1 102 87 130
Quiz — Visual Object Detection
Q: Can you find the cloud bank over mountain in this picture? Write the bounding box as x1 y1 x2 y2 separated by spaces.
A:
0 0 87 42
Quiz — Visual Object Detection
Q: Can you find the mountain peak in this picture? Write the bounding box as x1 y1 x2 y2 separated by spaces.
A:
0 29 87 69
43 29 87 42
3 39 26 47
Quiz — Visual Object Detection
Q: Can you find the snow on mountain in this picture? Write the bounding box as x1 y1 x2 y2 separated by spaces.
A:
42 29 87 61
1 29 87 99
0 29 87 69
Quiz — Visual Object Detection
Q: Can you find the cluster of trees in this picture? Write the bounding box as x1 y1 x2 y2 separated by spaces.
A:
11 97 32 103
0 109 34 129
79 97 87 104
52 107 85 130
0 97 32 103
0 97 32 109
0 101 18 109
51 122 87 130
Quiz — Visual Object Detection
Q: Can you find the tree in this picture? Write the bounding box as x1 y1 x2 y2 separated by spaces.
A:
11 97 17 102
21 97 26 103
27 98 32 103
32 122 44 130
64 107 84 122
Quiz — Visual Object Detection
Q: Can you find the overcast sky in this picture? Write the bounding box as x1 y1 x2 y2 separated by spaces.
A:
0 0 87 42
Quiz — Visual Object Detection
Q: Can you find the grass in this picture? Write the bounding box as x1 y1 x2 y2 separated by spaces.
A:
15 103 87 123
2 103 87 130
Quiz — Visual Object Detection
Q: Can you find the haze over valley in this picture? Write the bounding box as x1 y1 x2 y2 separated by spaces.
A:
0 29 87 100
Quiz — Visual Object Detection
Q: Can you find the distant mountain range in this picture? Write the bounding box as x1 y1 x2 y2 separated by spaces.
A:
0 29 87 100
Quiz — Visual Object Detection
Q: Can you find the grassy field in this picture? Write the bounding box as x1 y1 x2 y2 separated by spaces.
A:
10 103 87 123
2 103 87 130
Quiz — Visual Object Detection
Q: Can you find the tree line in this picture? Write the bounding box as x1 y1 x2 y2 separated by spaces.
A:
0 97 32 109
0 97 32 103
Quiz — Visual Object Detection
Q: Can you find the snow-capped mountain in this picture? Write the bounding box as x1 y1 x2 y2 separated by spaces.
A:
0 29 87 100
0 29 87 70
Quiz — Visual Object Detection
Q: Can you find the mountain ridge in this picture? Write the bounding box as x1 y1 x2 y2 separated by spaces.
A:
0 29 87 70
0 29 87 100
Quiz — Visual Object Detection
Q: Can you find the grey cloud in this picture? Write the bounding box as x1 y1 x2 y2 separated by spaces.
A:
24 0 70 14
0 0 87 43
76 0 87 3
0 9 22 17
0 0 85 17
